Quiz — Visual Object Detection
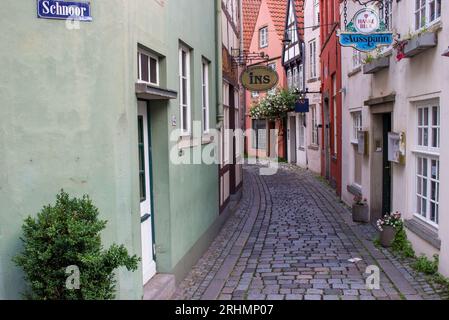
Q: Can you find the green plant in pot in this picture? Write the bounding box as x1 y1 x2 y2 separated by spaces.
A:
352 195 369 223
377 211 403 248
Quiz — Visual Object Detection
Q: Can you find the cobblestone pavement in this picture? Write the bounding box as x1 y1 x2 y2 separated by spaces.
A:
173 164 447 300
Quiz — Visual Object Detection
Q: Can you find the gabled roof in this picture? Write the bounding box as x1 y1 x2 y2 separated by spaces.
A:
242 0 263 51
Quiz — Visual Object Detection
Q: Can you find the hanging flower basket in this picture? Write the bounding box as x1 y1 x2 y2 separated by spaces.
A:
249 89 297 120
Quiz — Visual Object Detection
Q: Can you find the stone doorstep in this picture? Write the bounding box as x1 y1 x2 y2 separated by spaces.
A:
143 274 176 300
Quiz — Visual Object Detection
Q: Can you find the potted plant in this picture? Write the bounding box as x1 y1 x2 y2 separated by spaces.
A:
352 195 369 223
376 211 403 248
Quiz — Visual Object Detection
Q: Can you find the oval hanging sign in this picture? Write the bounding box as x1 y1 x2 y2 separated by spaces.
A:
241 66 279 92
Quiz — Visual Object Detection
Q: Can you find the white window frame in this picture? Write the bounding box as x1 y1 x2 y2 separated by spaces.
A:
268 63 277 95
413 102 440 227
309 40 317 79
298 114 305 149
352 48 363 69
311 105 319 146
415 0 441 31
259 26 268 48
352 111 362 143
202 61 210 133
138 49 159 86
287 69 293 89
179 45 191 135
415 155 440 227
313 0 320 26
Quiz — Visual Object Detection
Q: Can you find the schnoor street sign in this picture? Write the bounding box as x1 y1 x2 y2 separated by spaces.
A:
241 66 279 92
37 0 92 21
338 8 393 52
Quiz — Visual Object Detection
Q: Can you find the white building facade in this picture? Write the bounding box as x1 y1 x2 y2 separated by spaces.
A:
286 0 321 174
341 0 449 276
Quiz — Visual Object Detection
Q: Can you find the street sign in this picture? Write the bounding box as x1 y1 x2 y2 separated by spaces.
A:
338 8 393 52
295 99 309 113
241 66 279 92
37 0 92 21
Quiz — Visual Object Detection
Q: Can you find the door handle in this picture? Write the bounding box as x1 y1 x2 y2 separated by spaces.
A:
141 213 151 223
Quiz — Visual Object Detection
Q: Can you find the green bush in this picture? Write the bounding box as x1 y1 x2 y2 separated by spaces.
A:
14 190 139 300
413 255 439 275
391 227 415 258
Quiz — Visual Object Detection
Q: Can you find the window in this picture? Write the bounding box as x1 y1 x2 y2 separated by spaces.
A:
313 0 320 26
415 103 440 226
332 75 338 156
138 116 146 202
352 48 363 69
379 0 393 30
202 61 210 133
352 111 363 142
252 120 267 150
309 40 317 79
298 64 304 91
415 0 441 30
292 67 298 90
259 26 268 48
287 69 293 89
417 106 440 149
416 157 440 225
268 63 276 95
352 111 363 187
138 49 159 85
179 45 191 134
298 114 305 148
311 106 319 145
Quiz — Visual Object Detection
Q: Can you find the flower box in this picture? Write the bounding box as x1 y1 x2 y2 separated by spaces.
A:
362 56 390 74
404 32 438 58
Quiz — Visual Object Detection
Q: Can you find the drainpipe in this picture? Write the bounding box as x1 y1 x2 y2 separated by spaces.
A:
215 0 223 128
239 0 245 131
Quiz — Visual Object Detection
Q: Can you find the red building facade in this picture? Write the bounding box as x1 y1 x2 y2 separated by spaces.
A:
320 0 342 195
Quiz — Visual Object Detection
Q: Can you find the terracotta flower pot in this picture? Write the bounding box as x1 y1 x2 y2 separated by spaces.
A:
380 226 397 247
352 204 369 223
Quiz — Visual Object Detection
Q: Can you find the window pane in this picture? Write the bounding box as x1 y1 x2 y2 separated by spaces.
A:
182 79 187 105
182 51 187 76
141 53 149 82
423 128 428 146
182 106 187 131
150 57 157 84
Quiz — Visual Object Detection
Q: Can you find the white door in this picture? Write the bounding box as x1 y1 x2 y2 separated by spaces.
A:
138 101 156 284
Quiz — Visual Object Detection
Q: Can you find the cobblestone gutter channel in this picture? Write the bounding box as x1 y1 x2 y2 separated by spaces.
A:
173 164 447 300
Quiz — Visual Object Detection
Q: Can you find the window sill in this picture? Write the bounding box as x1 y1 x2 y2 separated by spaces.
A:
178 136 201 149
307 78 319 84
308 144 319 151
350 140 359 145
404 217 441 250
348 66 361 78
411 149 440 157
201 134 215 145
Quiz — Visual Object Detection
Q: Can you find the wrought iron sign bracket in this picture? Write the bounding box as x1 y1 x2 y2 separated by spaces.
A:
231 48 271 69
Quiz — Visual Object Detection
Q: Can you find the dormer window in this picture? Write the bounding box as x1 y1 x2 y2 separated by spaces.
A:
138 49 159 86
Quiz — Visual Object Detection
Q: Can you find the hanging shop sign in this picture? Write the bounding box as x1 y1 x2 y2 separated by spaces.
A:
295 98 310 113
388 132 406 165
241 66 279 92
338 8 393 52
37 0 92 21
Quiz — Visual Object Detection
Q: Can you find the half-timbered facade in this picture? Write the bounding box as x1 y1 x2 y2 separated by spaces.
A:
220 0 244 213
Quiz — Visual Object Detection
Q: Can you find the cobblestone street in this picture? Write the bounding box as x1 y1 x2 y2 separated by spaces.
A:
173 164 446 300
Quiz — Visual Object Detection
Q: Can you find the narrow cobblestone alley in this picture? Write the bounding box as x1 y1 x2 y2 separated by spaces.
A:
173 164 446 300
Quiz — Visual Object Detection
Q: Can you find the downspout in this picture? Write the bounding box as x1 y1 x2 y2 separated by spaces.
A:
215 0 223 127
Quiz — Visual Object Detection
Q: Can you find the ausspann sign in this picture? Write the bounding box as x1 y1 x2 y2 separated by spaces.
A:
338 8 393 52
241 66 279 92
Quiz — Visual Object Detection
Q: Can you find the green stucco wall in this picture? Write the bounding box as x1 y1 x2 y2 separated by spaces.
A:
0 0 221 299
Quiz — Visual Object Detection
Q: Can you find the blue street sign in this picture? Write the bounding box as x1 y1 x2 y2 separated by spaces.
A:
37 0 92 21
295 99 310 113
339 32 393 52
